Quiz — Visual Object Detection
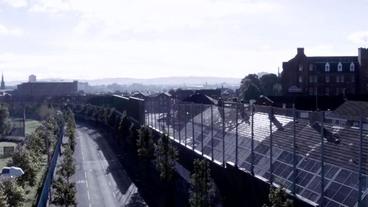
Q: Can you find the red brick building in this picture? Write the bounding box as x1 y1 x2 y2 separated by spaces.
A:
281 48 368 96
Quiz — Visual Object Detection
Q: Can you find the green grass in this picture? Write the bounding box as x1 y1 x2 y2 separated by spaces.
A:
25 119 42 136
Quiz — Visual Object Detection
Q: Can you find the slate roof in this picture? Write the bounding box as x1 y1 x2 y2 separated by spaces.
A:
147 103 368 207
331 101 368 119
305 56 359 73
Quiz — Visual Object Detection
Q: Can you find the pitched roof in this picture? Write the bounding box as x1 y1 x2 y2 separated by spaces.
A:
332 101 368 119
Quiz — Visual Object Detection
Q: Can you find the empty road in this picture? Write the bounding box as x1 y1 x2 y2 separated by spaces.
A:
73 124 145 207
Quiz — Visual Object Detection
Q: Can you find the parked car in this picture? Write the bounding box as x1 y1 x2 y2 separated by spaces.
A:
0 166 24 178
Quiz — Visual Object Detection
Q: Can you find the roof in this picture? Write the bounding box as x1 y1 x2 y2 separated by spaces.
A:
148 103 368 207
182 93 217 105
331 101 368 119
308 56 358 63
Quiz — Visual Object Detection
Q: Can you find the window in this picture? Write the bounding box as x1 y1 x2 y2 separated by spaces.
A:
338 62 343 72
336 76 340 83
325 88 330 96
341 75 344 83
325 75 330 83
299 64 303 72
309 64 313 71
309 87 313 95
314 76 318 83
350 62 355 72
352 75 355 83
325 62 330 72
298 76 303 83
336 88 340 95
309 76 313 83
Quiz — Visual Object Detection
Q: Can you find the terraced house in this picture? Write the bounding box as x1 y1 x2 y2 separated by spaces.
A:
282 48 368 96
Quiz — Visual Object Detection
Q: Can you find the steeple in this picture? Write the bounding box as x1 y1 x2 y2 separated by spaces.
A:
1 73 5 90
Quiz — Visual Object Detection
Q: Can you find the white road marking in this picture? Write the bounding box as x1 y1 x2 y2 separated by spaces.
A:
87 190 91 201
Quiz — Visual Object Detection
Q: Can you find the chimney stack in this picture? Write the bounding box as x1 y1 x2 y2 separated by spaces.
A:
297 48 304 55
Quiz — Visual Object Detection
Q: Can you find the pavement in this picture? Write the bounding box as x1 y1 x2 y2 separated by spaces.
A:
74 124 142 207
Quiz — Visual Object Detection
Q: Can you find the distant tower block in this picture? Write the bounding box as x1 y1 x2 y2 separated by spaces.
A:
1 73 5 89
29 74 37 82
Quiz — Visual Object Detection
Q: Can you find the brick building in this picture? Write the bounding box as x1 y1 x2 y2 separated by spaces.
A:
16 81 78 97
281 48 368 96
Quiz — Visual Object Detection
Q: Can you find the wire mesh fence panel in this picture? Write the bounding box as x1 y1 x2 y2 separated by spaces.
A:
143 101 368 207
222 104 238 165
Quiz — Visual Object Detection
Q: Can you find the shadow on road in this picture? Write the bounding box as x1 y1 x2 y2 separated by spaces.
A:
77 121 189 207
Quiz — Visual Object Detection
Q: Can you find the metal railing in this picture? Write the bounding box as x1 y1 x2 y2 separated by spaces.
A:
145 100 368 207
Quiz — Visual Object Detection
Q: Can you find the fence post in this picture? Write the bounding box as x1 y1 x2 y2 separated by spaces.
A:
269 107 273 184
184 105 187 147
222 104 226 167
211 104 214 162
292 106 297 195
178 104 181 143
320 112 325 207
358 116 363 207
235 102 239 167
251 104 255 176
201 104 204 156
167 101 171 137
192 103 195 151
154 101 157 130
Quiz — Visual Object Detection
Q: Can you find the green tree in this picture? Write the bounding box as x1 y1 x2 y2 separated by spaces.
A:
58 146 75 183
65 109 76 152
260 73 279 96
0 105 11 138
11 150 39 187
52 177 76 207
0 183 6 207
136 126 154 160
2 180 25 207
154 133 178 181
189 159 215 207
263 186 293 207
239 74 262 102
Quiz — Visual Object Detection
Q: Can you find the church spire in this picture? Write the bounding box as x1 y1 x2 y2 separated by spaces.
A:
1 73 5 90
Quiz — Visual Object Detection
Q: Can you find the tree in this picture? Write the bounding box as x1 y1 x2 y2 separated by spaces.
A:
239 74 262 102
0 105 11 138
154 133 178 181
260 73 279 96
136 126 154 160
189 159 215 207
58 146 75 183
11 149 39 187
125 193 147 207
0 183 6 207
65 109 76 152
263 186 293 207
52 177 76 207
2 180 25 207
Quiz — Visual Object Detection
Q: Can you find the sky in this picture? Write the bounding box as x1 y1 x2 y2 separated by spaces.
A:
0 0 368 82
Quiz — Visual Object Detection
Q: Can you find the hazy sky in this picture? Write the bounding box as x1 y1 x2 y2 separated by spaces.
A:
0 0 367 81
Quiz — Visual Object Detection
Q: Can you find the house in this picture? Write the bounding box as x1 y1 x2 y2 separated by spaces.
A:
282 48 368 96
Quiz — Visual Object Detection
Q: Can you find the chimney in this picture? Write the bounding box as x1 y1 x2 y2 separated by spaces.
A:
297 48 304 55
358 48 368 65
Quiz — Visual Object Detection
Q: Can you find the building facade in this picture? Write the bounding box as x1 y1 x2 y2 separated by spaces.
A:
281 48 368 96
16 81 78 97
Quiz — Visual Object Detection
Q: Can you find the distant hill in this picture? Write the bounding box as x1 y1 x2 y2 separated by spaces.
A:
85 76 241 86
6 76 241 87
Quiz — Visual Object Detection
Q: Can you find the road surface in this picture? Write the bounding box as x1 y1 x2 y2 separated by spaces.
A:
74 124 143 207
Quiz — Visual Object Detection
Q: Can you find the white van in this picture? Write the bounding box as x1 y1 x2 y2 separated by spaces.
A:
0 166 24 178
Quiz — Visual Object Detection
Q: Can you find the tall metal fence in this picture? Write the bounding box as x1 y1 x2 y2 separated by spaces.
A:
36 126 64 207
145 100 368 207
